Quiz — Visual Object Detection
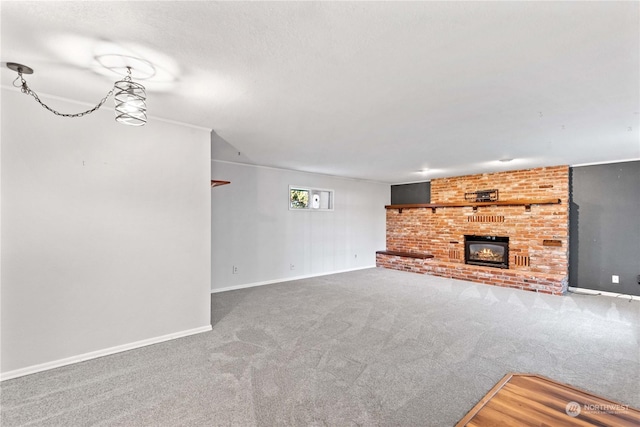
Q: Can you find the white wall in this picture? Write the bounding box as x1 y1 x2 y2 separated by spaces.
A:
1 89 212 378
211 160 389 291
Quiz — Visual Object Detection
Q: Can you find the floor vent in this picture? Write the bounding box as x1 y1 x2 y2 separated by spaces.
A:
514 255 530 267
467 215 505 223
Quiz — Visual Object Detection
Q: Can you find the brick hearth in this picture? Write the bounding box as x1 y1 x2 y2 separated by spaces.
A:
377 166 569 295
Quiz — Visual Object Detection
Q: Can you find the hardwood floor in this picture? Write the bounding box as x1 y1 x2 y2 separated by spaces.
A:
457 373 640 426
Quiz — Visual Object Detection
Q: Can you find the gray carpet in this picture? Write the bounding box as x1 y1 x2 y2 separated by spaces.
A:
1 268 639 426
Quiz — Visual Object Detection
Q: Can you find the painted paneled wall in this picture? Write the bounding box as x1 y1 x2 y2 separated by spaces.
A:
1 89 212 378
570 161 640 296
211 160 389 291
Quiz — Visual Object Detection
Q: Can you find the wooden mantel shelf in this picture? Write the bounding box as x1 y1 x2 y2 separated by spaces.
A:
386 198 561 213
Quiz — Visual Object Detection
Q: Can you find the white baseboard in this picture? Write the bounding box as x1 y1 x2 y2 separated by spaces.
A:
0 325 212 382
211 265 376 294
568 286 640 301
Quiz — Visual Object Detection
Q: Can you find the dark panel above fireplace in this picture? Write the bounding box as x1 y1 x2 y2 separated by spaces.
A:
391 182 431 204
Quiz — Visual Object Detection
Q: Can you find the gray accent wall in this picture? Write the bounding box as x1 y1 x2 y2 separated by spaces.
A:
569 161 640 296
391 182 431 204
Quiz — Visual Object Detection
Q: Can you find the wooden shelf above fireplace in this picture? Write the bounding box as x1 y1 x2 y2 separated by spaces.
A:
385 198 561 213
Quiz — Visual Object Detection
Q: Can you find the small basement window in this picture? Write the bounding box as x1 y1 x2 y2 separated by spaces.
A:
289 186 333 211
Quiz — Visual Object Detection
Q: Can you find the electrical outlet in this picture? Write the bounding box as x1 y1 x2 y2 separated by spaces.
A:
612 275 619 284
290 264 295 270
232 266 238 274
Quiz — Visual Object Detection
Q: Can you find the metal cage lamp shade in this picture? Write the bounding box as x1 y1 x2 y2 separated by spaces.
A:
114 78 147 126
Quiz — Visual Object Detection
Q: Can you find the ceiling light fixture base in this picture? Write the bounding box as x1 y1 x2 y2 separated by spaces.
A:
6 62 33 74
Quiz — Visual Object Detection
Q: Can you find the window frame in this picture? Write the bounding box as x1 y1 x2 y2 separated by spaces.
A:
289 185 334 211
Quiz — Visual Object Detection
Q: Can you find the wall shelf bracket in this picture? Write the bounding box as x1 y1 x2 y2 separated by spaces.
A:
211 180 231 188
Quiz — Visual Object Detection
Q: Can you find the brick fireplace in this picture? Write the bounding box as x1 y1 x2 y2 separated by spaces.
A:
377 166 569 295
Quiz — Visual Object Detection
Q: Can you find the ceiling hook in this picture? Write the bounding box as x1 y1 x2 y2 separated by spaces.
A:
12 74 22 87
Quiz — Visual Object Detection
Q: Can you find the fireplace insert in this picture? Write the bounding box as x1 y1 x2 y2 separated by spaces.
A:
464 235 509 269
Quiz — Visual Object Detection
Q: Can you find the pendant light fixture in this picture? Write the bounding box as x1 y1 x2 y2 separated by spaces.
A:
114 67 147 126
6 62 147 126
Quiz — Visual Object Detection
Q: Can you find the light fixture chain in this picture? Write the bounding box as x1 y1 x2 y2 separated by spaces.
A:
18 71 115 118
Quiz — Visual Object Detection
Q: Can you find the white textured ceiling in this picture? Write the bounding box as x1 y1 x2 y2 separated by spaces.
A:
2 1 638 183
